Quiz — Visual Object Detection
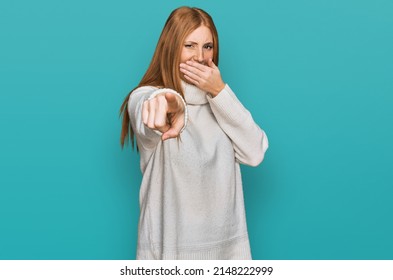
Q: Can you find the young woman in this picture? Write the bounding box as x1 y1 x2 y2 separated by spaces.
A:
120 6 268 260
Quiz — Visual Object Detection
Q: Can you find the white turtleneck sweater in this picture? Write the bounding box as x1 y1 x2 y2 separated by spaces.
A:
128 81 268 260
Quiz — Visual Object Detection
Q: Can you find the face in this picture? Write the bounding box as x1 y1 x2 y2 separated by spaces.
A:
180 25 214 65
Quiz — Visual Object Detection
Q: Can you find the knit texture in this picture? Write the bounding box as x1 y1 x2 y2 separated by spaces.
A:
128 81 268 259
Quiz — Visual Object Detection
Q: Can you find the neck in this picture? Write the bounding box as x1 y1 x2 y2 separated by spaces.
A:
181 81 208 105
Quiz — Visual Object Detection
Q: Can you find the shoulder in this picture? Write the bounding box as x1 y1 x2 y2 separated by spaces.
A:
131 86 159 99
128 86 159 106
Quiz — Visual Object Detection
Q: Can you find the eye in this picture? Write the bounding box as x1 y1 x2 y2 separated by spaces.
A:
184 44 193 48
204 44 213 50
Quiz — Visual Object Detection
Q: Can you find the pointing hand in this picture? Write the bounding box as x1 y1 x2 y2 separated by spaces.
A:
142 92 186 141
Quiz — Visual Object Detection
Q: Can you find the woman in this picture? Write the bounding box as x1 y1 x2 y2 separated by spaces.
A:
120 6 268 260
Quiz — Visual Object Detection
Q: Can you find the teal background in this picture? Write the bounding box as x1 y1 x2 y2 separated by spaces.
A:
1 0 392 259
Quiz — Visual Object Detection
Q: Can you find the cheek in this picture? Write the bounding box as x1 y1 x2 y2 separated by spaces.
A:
203 50 214 62
180 50 193 62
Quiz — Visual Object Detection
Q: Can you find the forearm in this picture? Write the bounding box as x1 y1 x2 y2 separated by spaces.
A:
129 86 189 149
207 84 269 166
128 87 162 150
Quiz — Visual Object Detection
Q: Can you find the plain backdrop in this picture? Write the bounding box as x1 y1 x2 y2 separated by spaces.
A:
1 0 392 259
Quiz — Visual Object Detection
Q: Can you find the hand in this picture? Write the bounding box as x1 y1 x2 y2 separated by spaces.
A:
142 92 185 141
180 59 225 97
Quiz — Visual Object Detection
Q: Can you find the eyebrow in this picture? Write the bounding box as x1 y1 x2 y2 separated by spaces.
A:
184 41 213 45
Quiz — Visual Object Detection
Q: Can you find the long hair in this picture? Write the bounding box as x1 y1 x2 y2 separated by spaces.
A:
119 6 219 148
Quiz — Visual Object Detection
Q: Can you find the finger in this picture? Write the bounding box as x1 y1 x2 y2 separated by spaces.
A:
180 67 202 83
185 60 209 72
162 128 179 141
165 92 184 113
154 95 170 132
183 74 200 86
180 62 205 77
208 58 218 69
164 92 177 104
161 103 185 141
162 118 184 141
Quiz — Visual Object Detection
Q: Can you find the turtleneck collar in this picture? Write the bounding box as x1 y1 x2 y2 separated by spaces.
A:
181 80 209 105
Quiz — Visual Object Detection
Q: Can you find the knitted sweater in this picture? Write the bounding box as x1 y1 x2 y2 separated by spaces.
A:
128 81 268 259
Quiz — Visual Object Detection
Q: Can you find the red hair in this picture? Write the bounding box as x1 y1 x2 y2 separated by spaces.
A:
119 6 219 148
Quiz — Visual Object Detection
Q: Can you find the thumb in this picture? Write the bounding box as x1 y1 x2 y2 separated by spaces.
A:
164 92 177 103
165 92 183 113
161 109 185 141
162 128 178 141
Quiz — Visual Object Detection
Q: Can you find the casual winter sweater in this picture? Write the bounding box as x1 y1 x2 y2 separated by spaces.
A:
128 81 268 260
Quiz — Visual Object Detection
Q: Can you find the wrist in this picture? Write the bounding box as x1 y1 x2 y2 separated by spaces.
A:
210 82 226 97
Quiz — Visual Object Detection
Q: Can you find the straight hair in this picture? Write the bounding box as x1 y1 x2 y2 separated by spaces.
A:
119 6 219 148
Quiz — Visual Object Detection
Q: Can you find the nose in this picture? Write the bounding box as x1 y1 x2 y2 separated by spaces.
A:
194 48 204 64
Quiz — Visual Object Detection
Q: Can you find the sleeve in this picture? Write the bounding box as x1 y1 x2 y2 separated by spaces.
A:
207 84 269 167
127 86 188 151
